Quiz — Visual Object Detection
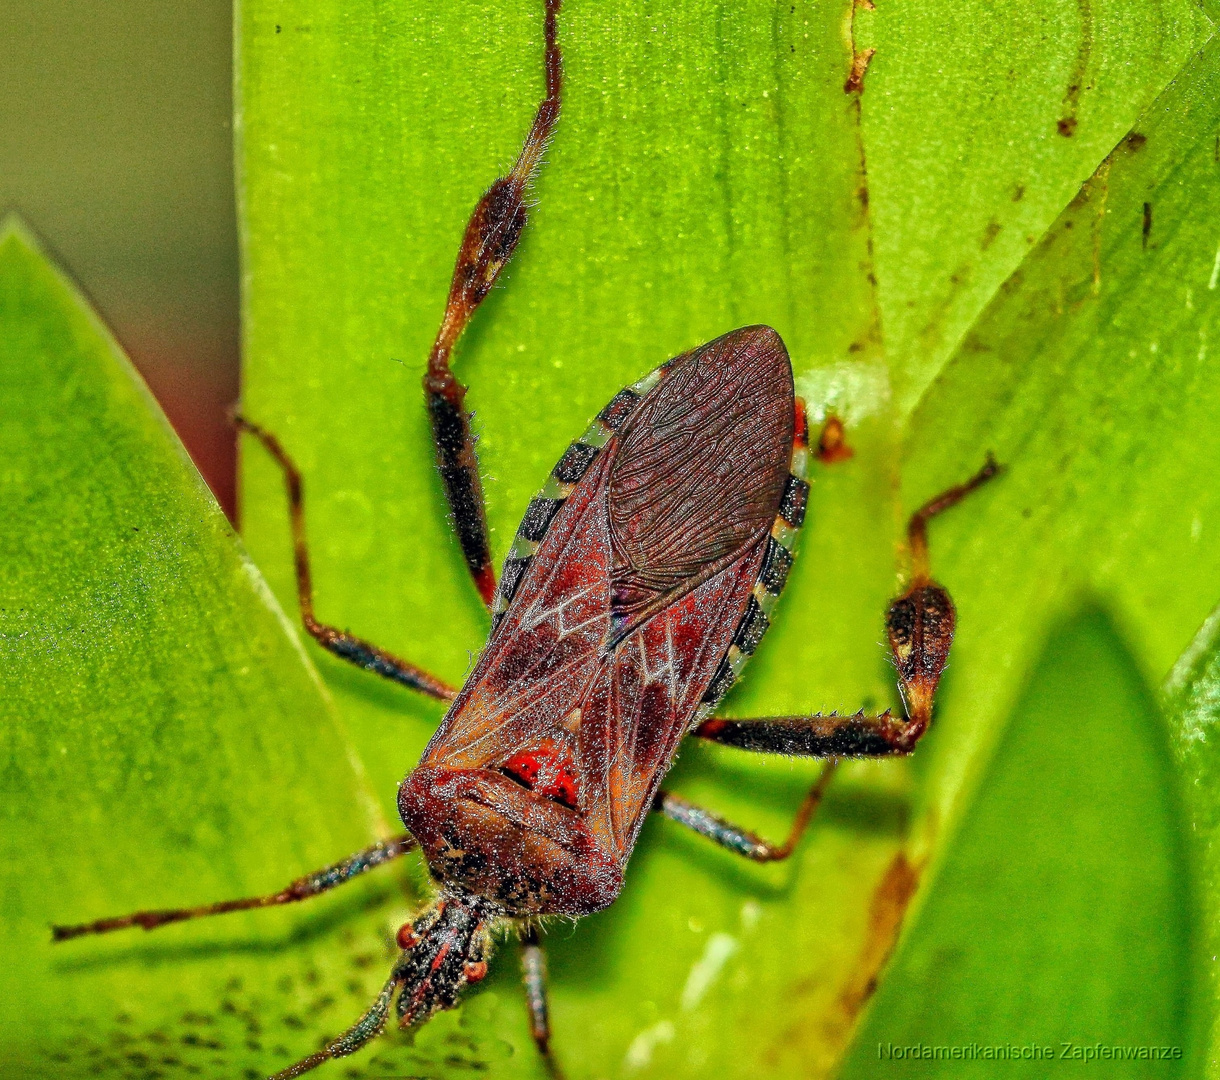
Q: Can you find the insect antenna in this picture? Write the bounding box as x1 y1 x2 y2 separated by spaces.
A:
268 956 410 1080
268 894 497 1079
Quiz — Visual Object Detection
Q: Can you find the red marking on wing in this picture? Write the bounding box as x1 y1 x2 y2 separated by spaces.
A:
501 738 581 810
418 325 793 869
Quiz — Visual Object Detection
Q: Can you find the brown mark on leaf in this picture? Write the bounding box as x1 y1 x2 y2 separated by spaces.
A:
1090 159 1111 294
1057 0 1093 137
1011 183 1026 202
917 261 972 353
1124 131 1148 153
1142 202 1153 250
817 415 854 464
844 47 876 94
841 0 883 351
838 852 922 1018
980 219 1002 250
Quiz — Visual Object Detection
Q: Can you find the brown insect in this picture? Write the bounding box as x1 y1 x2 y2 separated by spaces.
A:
52 3 1000 1077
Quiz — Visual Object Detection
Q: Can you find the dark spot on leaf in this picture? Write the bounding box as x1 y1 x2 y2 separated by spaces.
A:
181 1012 214 1026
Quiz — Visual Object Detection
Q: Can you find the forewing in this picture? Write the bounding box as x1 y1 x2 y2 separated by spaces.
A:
579 537 768 858
421 448 614 772
607 326 793 622
420 326 795 863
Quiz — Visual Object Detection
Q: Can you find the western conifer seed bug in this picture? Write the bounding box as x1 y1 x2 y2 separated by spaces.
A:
53 3 1001 1076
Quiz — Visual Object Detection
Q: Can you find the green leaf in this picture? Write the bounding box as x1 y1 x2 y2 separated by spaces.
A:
832 38 1220 1078
838 609 1192 1078
0 225 446 1078
1165 603 1220 1073
857 0 1213 413
19 0 1219 1077
896 37 1220 852
232 0 1220 1077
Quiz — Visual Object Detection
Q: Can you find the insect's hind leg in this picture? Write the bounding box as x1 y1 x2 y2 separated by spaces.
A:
654 763 838 863
694 455 1002 759
423 0 563 609
237 417 456 702
52 835 416 941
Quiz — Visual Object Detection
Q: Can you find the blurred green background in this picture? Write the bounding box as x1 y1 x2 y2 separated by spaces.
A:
1 0 238 514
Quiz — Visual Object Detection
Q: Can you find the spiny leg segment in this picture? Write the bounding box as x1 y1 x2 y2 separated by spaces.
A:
51 835 416 941
425 0 564 608
675 458 1000 856
236 417 457 701
694 456 1000 760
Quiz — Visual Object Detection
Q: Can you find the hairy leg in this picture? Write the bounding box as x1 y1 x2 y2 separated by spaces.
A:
237 418 457 701
423 0 564 608
51 835 415 941
655 762 838 862
695 456 1001 759
521 925 566 1080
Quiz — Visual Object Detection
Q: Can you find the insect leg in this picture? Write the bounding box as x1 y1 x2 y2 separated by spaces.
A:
654 763 838 863
51 835 415 941
237 417 457 701
424 0 564 610
520 925 566 1078
696 456 1001 758
693 711 916 756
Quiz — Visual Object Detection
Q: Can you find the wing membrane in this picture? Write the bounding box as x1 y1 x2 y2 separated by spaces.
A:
420 326 794 865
